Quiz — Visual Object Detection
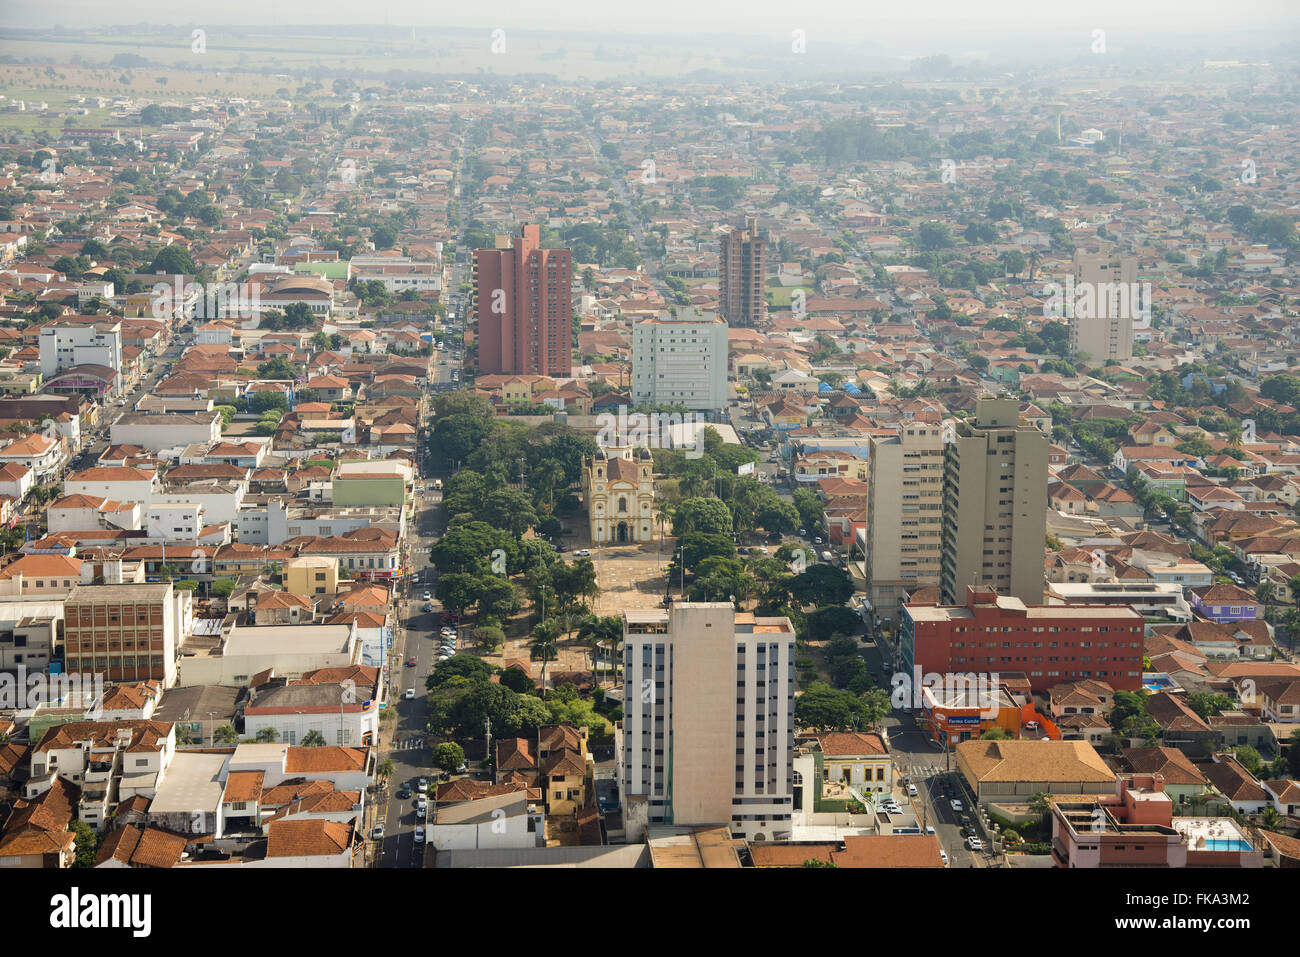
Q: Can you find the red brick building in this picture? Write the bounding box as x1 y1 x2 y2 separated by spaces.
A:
901 586 1144 693
474 225 572 377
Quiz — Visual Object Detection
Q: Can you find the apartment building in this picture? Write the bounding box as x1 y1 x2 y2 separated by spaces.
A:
39 320 122 379
939 395 1048 606
865 421 945 622
474 224 572 377
1069 246 1139 362
902 585 1145 693
62 583 183 687
631 308 729 411
718 217 765 327
620 603 796 841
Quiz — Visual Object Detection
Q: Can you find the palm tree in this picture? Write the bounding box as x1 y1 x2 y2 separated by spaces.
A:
255 727 278 743
301 729 327 747
377 758 395 782
529 619 561 691
1255 581 1276 623
214 725 238 745
578 614 622 689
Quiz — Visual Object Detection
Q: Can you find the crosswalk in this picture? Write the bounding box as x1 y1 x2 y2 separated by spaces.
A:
391 738 427 752
900 763 943 778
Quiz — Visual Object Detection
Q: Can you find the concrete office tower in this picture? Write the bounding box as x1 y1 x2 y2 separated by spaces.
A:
940 396 1049 606
620 603 796 841
631 307 729 411
718 217 765 327
1069 246 1138 362
474 224 572 376
865 421 945 622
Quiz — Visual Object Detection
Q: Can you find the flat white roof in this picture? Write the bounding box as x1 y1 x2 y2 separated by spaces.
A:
148 751 228 815
223 624 353 656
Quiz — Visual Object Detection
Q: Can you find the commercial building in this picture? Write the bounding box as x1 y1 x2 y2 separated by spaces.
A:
1044 580 1192 622
1068 246 1139 362
330 459 410 508
474 224 572 377
62 583 187 687
110 412 222 452
631 308 729 411
39 320 122 380
939 395 1048 606
955 738 1116 807
718 217 765 327
864 421 945 622
901 585 1145 693
620 603 796 841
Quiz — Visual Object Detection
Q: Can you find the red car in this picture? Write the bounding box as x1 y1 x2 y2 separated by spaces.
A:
406 656 417 667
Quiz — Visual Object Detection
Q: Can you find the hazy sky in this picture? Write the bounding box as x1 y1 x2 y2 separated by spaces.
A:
7 0 1300 51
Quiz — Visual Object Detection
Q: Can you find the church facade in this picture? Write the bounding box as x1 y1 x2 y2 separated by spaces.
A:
582 445 654 544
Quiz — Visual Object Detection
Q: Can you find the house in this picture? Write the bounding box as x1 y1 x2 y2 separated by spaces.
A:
811 732 894 793
1197 753 1269 814
1190 583 1261 623
0 433 63 482
1145 691 1220 757
0 462 32 500
1119 746 1212 804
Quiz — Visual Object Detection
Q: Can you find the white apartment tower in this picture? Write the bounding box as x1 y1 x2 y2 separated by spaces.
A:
864 421 945 622
620 603 797 841
631 308 729 411
1069 246 1138 362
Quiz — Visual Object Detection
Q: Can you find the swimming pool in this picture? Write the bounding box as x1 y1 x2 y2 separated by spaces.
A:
1196 838 1252 851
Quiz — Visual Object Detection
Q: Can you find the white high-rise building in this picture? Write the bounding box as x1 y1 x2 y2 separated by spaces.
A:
620 603 797 841
631 308 728 411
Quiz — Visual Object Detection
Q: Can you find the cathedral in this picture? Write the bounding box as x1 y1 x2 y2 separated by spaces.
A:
581 445 655 544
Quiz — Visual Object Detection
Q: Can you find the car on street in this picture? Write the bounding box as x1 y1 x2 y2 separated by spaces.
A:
575 549 591 557
397 786 411 800
406 656 417 667
813 536 823 545
950 799 964 813
371 824 384 840
423 591 431 601
907 783 918 796
404 688 416 700
414 826 425 843
925 825 936 835
456 761 467 773
415 801 427 819
939 849 948 865
966 837 984 851
417 778 428 793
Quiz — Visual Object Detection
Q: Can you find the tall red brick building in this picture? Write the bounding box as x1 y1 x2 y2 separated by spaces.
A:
473 225 572 377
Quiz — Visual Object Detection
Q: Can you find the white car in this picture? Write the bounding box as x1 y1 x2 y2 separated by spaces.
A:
939 849 948 865
575 549 591 557
907 784 918 796
404 688 415 700
950 799 964 813
414 826 425 842
967 837 984 851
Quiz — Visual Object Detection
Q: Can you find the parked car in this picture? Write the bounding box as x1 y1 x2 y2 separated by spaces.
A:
371 824 384 841
939 849 948 865
417 778 428 793
575 549 591 557
907 783 918 797
404 688 416 700
414 826 425 843
950 799 964 813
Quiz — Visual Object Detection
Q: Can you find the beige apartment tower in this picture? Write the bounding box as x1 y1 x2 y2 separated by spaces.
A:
865 421 945 622
1069 246 1138 362
718 217 766 328
939 396 1048 606
620 603 796 840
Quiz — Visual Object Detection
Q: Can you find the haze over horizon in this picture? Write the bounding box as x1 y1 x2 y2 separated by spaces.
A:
5 0 1300 63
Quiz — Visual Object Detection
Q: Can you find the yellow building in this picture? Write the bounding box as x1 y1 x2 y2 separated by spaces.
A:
285 556 339 598
581 445 654 544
